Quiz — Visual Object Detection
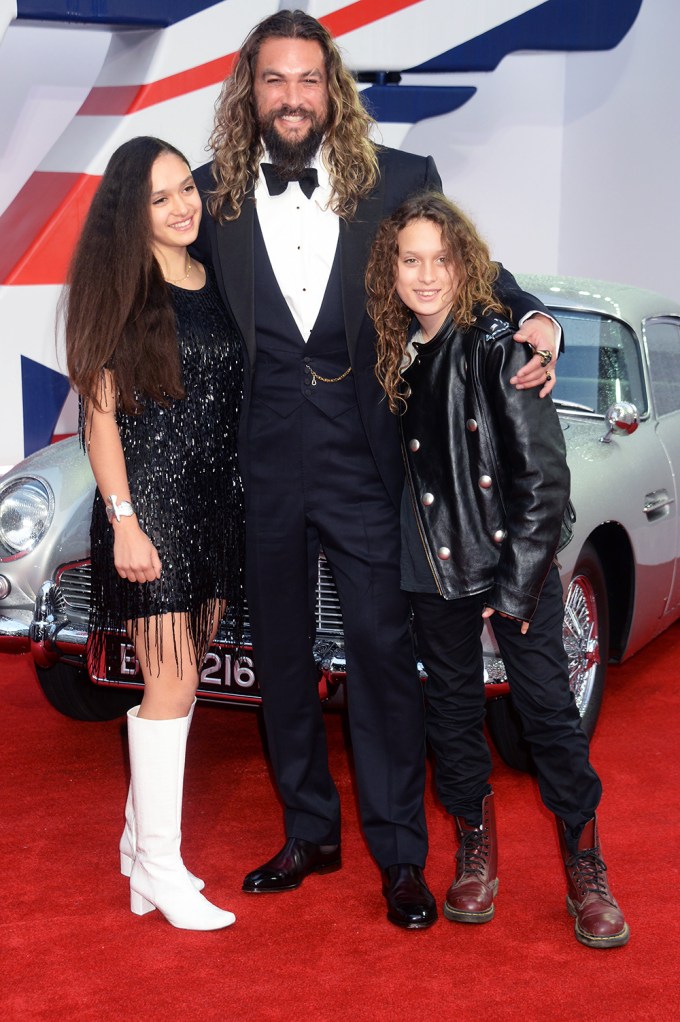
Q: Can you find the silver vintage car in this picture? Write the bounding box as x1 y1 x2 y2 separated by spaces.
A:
2 274 680 769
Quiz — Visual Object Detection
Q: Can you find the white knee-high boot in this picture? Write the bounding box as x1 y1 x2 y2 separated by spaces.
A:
120 699 204 891
127 703 235 930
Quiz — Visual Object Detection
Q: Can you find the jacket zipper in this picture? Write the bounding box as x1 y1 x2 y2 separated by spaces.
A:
401 440 445 597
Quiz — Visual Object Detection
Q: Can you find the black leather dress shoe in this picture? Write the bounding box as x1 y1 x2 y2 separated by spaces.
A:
242 837 342 893
382 864 438 929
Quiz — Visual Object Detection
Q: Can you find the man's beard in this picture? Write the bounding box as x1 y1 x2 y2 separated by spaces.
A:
260 107 327 178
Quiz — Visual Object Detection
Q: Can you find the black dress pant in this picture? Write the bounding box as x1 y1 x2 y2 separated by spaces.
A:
244 396 428 868
409 564 602 830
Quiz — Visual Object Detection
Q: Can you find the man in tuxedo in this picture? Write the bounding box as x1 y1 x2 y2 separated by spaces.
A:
193 9 559 929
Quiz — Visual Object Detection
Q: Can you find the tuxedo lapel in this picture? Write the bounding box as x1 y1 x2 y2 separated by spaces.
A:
216 162 390 368
340 166 386 363
215 195 256 369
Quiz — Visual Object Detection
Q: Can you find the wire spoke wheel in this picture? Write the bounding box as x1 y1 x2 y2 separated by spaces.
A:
486 541 609 771
563 574 600 716
562 542 609 736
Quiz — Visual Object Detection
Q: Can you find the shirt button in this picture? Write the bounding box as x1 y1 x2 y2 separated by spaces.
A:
479 475 493 490
422 492 435 507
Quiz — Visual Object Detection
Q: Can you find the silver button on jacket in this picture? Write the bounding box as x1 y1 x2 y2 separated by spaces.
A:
398 313 569 617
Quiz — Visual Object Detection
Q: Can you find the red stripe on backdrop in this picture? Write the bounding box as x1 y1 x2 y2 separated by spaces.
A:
76 0 425 116
77 84 142 116
1 173 101 286
4 0 426 285
322 0 424 36
77 52 238 116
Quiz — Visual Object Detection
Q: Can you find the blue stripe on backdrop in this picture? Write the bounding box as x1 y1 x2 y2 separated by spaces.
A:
21 356 71 457
408 0 644 73
16 0 219 27
16 0 645 65
361 85 476 124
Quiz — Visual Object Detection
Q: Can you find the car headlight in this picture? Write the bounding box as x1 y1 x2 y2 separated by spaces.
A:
0 477 55 559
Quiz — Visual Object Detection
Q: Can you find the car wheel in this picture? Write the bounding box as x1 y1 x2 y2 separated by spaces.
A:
562 541 610 736
34 661 142 721
486 541 610 771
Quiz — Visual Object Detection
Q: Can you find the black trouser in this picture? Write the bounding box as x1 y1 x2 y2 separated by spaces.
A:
409 564 602 831
244 396 428 868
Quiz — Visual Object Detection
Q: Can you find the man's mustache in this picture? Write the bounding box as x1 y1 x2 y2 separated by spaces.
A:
268 105 316 120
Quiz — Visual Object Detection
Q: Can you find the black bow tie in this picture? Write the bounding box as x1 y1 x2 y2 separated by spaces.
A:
261 163 319 200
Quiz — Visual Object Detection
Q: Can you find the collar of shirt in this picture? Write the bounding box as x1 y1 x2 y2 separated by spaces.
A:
254 148 339 341
403 327 423 370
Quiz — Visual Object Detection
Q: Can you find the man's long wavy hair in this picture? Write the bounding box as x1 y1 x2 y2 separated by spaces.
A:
207 9 379 221
64 136 186 416
366 192 507 414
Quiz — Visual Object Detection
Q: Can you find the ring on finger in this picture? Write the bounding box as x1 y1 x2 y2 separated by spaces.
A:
535 348 553 368
545 371 552 382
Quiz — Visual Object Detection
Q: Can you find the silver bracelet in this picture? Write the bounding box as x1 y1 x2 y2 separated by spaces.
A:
105 494 135 523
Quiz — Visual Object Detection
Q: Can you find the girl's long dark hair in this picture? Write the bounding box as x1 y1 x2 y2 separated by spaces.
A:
64 136 187 414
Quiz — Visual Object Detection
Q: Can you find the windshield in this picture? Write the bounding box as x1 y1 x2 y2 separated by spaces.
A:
549 310 646 416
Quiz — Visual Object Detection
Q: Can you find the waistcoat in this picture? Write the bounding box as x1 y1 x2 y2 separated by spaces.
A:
251 215 356 419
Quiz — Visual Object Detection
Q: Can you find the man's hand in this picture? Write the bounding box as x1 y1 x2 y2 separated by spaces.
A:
510 312 558 398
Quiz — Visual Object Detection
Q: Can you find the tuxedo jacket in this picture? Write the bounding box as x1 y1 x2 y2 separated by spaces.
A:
191 148 547 510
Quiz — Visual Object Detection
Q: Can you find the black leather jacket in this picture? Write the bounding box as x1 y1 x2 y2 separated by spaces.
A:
401 314 569 621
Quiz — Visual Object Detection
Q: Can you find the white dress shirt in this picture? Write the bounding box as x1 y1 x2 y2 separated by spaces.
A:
254 149 560 351
254 151 339 341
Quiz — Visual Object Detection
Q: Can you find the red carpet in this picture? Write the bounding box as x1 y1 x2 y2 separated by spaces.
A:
1 628 679 1022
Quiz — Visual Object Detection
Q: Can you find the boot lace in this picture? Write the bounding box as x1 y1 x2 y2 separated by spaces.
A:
457 828 489 877
567 850 612 900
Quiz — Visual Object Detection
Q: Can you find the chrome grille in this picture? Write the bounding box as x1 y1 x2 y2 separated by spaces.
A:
57 563 91 619
316 555 344 634
56 554 345 637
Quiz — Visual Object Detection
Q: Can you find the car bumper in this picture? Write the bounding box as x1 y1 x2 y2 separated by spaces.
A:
0 579 510 699
0 611 32 651
0 583 89 665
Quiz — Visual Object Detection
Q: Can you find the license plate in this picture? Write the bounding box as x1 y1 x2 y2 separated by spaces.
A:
95 634 261 702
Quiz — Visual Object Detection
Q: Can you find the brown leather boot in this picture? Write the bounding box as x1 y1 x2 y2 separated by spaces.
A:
443 792 498 923
557 816 630 948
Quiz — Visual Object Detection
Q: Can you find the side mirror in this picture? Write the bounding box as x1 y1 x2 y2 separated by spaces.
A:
600 401 639 444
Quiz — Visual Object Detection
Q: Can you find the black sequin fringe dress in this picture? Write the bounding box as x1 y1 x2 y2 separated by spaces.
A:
86 270 245 675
